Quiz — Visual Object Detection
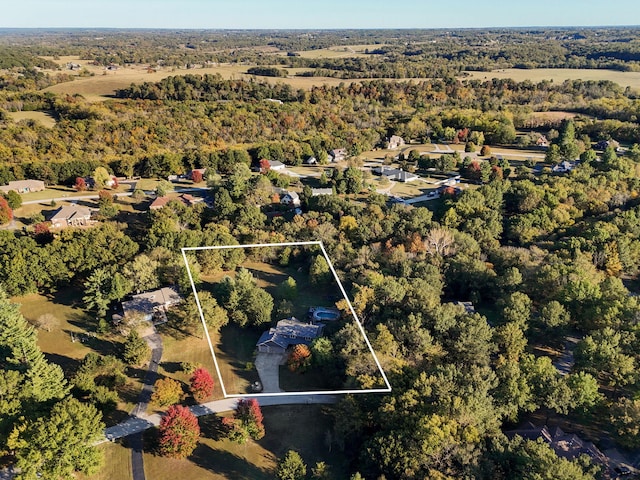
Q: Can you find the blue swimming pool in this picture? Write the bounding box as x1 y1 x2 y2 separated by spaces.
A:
315 311 339 320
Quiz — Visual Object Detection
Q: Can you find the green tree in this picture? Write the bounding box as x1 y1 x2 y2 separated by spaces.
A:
8 397 105 480
276 450 307 480
277 276 298 301
4 190 22 209
123 330 150 366
83 268 112 319
92 166 111 189
124 254 160 293
155 179 174 197
610 397 640 448
310 254 331 286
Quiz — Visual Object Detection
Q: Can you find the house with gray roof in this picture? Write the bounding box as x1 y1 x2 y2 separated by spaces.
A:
50 205 94 229
121 286 182 322
373 166 419 183
0 179 45 194
257 317 324 354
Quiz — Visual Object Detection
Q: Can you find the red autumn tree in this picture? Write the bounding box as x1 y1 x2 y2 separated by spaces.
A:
0 196 13 225
74 177 87 191
234 398 265 440
110 176 119 188
158 405 200 459
191 170 203 183
189 367 214 402
287 344 312 372
259 158 270 173
33 222 54 244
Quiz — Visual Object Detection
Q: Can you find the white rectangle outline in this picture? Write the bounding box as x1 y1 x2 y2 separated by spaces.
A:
181 240 392 397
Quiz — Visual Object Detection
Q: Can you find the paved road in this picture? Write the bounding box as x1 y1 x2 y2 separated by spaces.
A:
102 394 340 443
554 335 582 375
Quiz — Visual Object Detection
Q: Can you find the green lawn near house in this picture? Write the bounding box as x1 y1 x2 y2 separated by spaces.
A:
142 404 348 480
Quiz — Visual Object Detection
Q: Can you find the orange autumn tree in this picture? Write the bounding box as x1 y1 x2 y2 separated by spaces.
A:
287 344 312 372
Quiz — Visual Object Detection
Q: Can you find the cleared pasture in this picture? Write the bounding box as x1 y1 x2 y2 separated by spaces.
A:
464 68 640 90
6 110 57 128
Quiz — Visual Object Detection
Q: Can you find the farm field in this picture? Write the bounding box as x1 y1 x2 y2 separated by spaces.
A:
39 60 359 101
464 68 640 90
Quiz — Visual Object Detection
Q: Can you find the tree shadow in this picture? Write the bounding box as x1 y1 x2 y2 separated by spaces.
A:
199 413 230 441
160 361 183 374
189 444 272 480
41 352 82 377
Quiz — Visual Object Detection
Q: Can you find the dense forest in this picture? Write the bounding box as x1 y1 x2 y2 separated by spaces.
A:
1 28 640 479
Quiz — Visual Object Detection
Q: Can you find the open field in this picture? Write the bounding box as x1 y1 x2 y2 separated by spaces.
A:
464 68 640 90
6 110 57 127
142 404 347 480
40 61 360 101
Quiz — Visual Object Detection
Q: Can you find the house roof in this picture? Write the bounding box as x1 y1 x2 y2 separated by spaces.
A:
256 317 324 349
150 193 198 210
311 188 333 196
269 160 285 168
50 205 92 222
0 179 45 193
282 191 300 201
122 287 182 316
505 422 608 466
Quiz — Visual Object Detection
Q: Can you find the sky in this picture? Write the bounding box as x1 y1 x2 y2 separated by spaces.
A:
1 0 639 29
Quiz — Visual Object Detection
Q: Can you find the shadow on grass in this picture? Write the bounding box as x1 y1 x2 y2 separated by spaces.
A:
199 413 231 441
160 361 183 374
189 444 272 480
42 352 82 377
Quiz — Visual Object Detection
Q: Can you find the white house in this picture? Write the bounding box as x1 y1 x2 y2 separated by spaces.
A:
280 191 301 207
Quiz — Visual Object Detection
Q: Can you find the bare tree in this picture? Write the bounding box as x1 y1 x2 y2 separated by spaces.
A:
34 313 60 332
424 228 456 257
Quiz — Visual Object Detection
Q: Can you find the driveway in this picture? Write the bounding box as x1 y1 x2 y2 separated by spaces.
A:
255 352 286 393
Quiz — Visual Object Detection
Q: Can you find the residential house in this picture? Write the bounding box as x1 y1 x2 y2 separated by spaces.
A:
0 179 45 194
373 166 419 183
121 287 182 322
453 301 476 314
505 422 611 474
50 205 94 229
268 160 286 171
256 317 325 354
311 188 333 196
280 191 301 207
304 156 317 165
149 193 200 211
552 161 576 173
388 135 405 150
329 148 347 162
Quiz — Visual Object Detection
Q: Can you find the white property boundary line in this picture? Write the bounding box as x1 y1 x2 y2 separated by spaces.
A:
181 241 392 398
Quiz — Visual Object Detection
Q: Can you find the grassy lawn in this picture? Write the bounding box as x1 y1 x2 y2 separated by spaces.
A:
15 290 95 375
82 441 132 480
154 327 227 407
6 110 57 128
14 289 144 424
143 404 347 480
